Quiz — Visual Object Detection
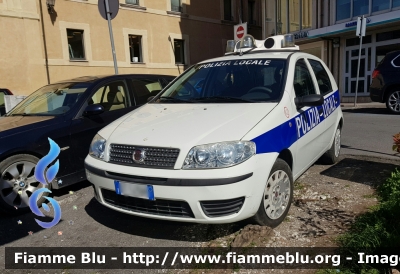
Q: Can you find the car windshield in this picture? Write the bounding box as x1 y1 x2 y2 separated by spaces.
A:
154 58 286 103
7 82 90 116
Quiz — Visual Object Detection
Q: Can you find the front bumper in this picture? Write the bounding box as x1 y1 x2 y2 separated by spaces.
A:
85 153 276 224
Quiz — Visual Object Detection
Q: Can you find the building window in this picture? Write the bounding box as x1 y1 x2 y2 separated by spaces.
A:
353 0 369 16
126 0 139 4
67 29 85 60
337 0 400 22
129 35 142 63
174 39 185 64
302 0 312 29
336 0 351 21
289 0 300 32
372 0 390 12
171 0 182 12
248 0 255 25
277 0 311 34
224 0 233 20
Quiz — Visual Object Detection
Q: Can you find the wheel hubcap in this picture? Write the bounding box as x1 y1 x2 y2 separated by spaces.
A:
334 128 341 157
263 170 291 220
388 91 400 113
0 160 39 208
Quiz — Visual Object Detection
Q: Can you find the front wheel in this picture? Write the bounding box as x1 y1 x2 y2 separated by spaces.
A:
321 126 341 164
386 89 400 114
0 154 49 215
251 159 293 228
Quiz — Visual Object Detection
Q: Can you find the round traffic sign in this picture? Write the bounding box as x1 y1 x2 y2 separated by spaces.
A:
236 26 245 39
98 0 119 20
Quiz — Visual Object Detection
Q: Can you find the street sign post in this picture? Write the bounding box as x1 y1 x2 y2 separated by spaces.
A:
354 15 367 107
234 23 247 41
98 0 119 74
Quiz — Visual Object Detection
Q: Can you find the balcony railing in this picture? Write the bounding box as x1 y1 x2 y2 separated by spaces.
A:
126 0 139 5
171 5 182 12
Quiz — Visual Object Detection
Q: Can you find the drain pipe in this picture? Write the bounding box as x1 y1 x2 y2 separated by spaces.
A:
39 0 50 84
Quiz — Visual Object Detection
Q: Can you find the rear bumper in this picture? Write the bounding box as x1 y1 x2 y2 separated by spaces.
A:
369 87 384 102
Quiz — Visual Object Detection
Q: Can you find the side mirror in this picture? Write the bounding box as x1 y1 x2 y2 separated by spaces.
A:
147 96 155 102
295 94 324 109
83 104 104 116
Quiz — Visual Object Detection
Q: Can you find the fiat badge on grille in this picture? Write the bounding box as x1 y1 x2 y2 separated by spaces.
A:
132 148 146 163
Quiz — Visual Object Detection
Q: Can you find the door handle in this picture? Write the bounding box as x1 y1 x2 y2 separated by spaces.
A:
318 108 324 115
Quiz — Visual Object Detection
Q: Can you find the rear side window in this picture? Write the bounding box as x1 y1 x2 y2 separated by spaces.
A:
0 91 5 107
132 79 163 105
392 54 400 67
308 59 333 95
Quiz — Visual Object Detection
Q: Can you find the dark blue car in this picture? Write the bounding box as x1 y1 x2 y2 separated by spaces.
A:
0 74 174 215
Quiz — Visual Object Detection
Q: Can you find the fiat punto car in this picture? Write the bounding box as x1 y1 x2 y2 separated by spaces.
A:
85 34 343 228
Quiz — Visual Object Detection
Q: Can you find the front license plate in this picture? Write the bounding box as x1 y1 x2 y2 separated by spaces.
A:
114 181 155 201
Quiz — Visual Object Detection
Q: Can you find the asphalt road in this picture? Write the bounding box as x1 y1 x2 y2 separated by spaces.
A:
0 104 399 273
341 104 400 160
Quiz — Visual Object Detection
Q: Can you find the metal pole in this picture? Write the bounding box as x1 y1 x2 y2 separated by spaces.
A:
354 16 364 107
105 0 118 74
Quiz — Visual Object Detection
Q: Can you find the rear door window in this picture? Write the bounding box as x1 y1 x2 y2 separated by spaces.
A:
308 59 333 96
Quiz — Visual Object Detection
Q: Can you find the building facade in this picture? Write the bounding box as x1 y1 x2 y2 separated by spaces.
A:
262 0 400 103
0 0 262 95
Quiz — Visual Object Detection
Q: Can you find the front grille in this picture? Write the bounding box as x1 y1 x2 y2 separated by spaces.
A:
200 197 245 218
109 144 179 169
101 189 194 218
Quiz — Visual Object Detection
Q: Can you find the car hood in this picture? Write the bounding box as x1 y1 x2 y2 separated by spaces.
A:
106 103 277 149
0 116 54 137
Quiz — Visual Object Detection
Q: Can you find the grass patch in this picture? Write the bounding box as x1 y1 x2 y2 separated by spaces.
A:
361 194 377 199
294 181 306 190
332 169 400 273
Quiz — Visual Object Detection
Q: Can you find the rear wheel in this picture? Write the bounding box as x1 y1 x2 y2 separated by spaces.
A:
251 159 293 228
0 154 49 215
386 89 400 114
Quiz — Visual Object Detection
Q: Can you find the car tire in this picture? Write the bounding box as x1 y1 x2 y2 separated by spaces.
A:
321 126 341 165
385 89 400 114
251 159 293 228
0 154 50 215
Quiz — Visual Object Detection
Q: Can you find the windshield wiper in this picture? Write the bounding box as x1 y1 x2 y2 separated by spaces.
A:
158 96 193 103
8 113 35 116
193 96 253 103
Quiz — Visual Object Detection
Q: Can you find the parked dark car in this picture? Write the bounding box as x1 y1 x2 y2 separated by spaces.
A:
0 74 175 214
369 50 400 114
0 88 13 116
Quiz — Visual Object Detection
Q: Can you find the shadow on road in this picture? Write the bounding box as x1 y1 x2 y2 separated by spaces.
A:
0 180 91 246
342 107 394 115
321 157 399 186
84 198 248 243
341 144 400 158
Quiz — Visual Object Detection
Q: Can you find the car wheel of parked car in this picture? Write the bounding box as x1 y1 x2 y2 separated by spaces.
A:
251 159 293 228
321 126 341 165
386 89 400 114
0 154 49 215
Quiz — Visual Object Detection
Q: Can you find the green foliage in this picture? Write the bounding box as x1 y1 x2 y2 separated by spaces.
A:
334 169 400 273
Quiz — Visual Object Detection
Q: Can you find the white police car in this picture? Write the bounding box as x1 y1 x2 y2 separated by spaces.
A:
84 34 343 228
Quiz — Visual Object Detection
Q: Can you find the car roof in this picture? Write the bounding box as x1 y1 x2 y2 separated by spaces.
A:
197 51 312 64
53 74 176 84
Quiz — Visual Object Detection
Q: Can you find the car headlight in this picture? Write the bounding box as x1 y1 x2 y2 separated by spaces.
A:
183 141 256 169
89 134 107 160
